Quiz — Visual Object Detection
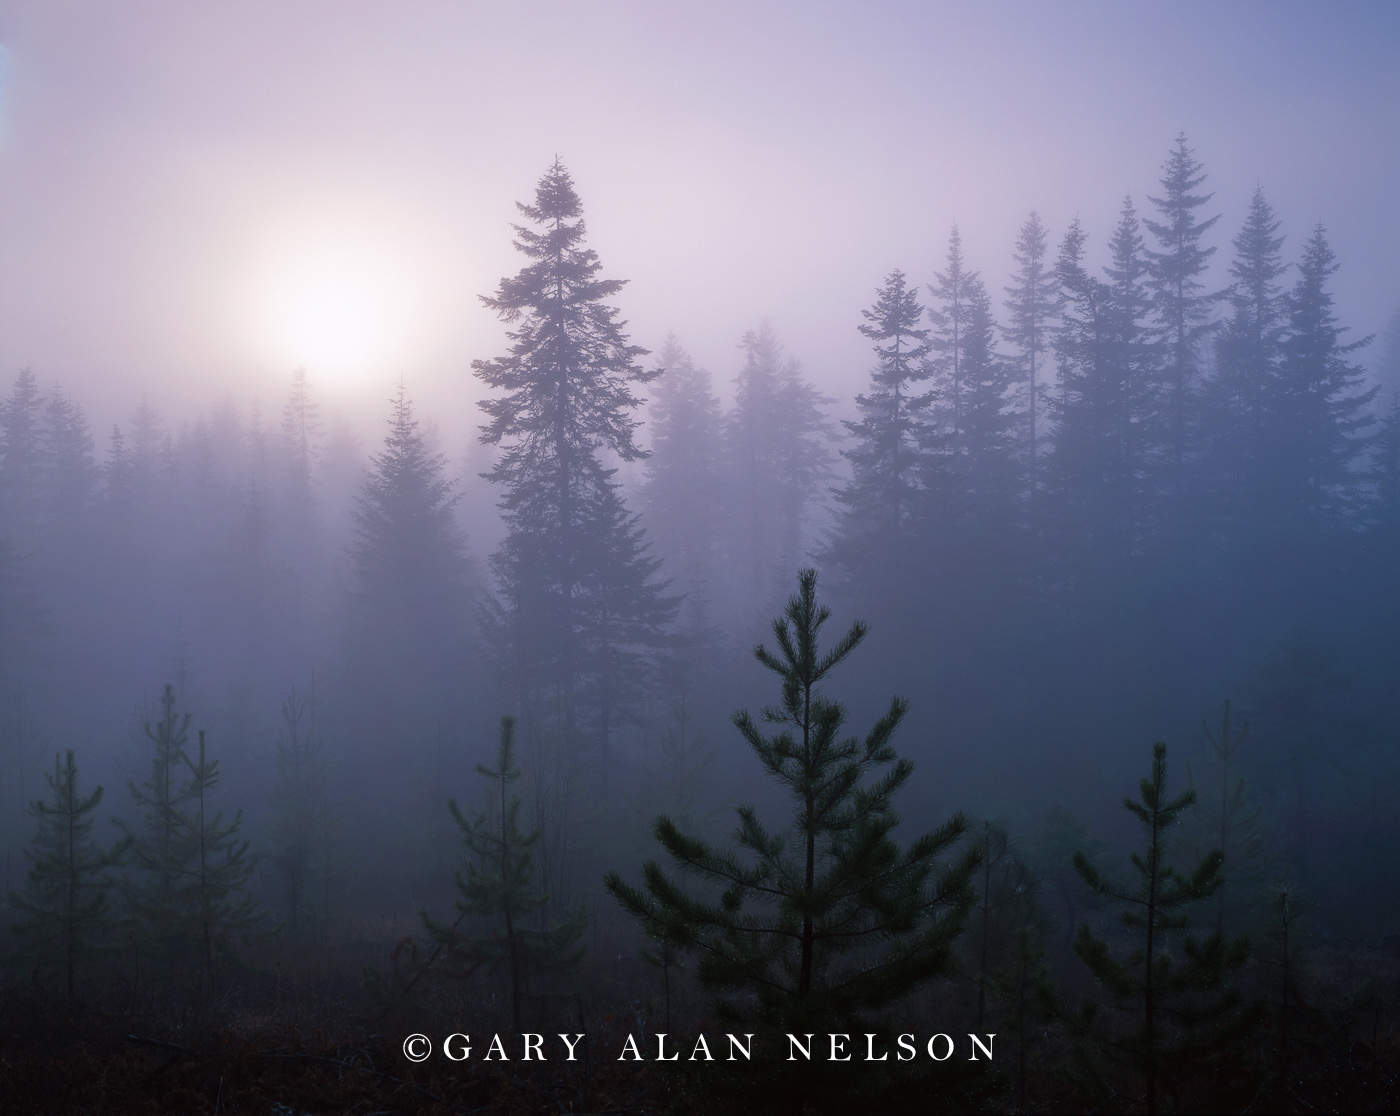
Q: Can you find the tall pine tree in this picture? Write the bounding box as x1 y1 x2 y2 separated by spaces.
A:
1145 133 1221 490
723 322 835 629
474 161 673 789
1200 188 1288 556
1269 225 1376 533
1003 212 1059 496
639 335 725 600
825 270 933 600
346 382 473 735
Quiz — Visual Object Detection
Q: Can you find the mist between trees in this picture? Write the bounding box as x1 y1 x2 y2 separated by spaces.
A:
3 138 1400 1112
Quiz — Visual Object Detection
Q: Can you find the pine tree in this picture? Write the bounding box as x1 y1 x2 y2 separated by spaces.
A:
639 335 725 592
0 369 44 546
826 270 933 598
173 729 262 976
276 367 325 598
422 715 586 1030
474 161 673 784
1003 212 1059 495
279 366 322 518
724 323 835 626
1 684 49 840
1369 391 1400 543
953 269 1020 522
1200 188 1288 552
1047 206 1160 582
1244 633 1356 884
968 820 1039 1033
120 684 193 940
268 683 337 936
40 384 97 530
1376 304 1400 392
347 382 472 730
1182 700 1273 935
1101 196 1166 544
606 569 978 1114
1069 742 1255 1115
1270 226 1377 530
1256 880 1312 1073
1145 133 1221 487
928 226 975 442
9 750 130 999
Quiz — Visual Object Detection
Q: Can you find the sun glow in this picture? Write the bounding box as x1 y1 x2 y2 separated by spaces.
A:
242 221 426 384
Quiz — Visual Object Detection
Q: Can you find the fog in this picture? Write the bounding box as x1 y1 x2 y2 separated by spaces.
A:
2 4 1399 1112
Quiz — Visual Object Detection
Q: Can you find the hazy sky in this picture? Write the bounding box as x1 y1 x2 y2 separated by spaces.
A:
1 1 1396 443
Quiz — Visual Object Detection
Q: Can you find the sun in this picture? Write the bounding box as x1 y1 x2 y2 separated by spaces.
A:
242 224 424 384
281 270 386 371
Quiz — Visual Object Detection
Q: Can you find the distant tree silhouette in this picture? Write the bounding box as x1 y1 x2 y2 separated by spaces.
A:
39 384 97 531
1270 226 1376 531
1200 188 1288 555
1047 210 1157 588
640 335 725 594
346 382 473 731
1145 133 1221 487
928 226 976 442
0 369 44 546
1003 212 1059 495
826 270 933 600
723 323 834 626
268 683 337 937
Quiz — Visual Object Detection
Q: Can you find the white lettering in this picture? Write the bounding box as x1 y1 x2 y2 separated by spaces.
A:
521 1033 544 1061
443 1033 470 1061
727 1033 753 1061
829 1033 851 1061
864 1033 888 1062
690 1034 714 1061
558 1033 584 1061
968 1034 995 1061
619 1034 642 1061
485 1034 509 1061
787 1034 814 1061
927 1034 954 1061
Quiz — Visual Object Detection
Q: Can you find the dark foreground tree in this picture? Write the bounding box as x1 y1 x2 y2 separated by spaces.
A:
9 750 130 999
1069 742 1258 1114
606 568 978 1114
422 715 586 1030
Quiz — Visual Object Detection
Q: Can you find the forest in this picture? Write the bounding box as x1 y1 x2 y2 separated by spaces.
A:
2 139 1400 1114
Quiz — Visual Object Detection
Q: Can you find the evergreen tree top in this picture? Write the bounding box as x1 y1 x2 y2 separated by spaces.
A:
1229 188 1286 296
858 270 931 386
475 161 653 465
350 382 463 582
1144 132 1220 251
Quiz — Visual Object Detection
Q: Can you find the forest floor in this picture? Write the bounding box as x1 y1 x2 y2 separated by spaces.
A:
2 938 1399 1114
